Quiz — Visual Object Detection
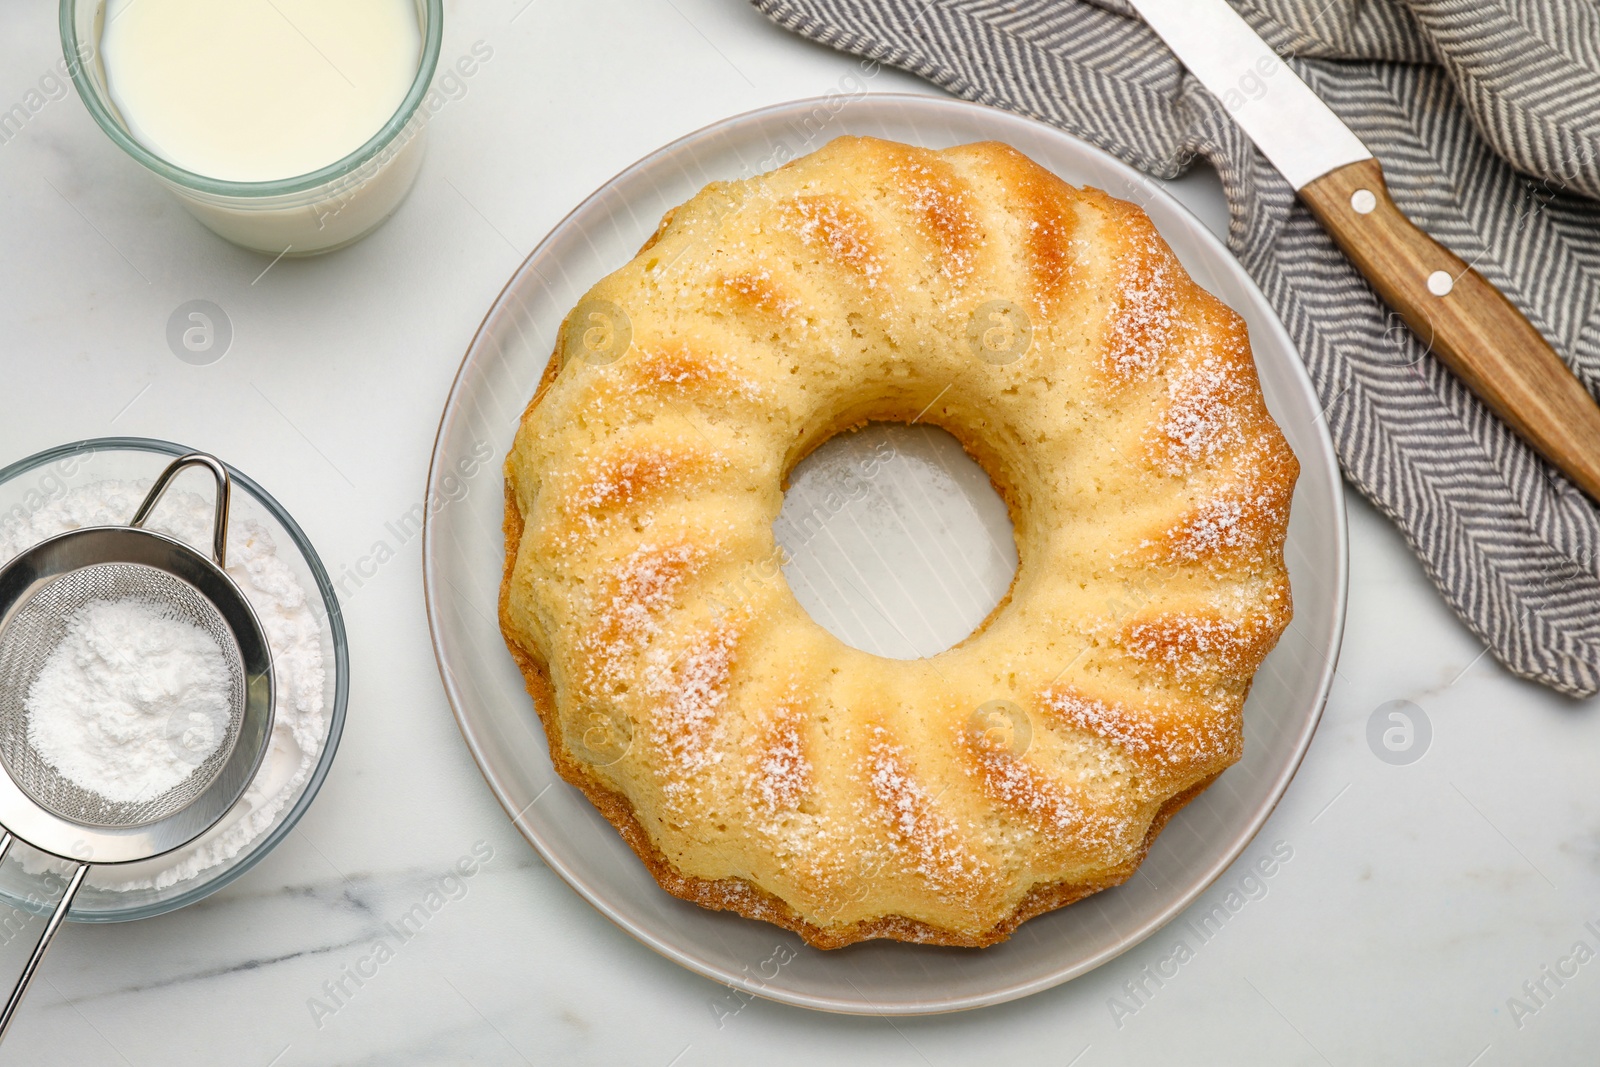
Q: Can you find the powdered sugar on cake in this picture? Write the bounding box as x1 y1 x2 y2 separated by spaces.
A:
1104 232 1178 383
644 624 737 794
864 728 988 895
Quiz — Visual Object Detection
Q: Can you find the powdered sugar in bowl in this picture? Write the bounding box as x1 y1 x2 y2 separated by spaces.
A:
0 438 346 921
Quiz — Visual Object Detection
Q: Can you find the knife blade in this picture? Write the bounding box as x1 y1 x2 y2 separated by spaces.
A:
1133 0 1368 190
1129 0 1600 503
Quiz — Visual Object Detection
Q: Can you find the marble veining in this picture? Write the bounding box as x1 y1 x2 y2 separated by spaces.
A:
0 0 1595 1063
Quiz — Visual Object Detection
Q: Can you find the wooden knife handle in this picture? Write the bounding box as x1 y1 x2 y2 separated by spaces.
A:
1300 157 1600 502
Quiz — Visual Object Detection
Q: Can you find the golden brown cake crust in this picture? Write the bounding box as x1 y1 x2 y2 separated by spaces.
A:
497 137 1298 949
501 467 1218 948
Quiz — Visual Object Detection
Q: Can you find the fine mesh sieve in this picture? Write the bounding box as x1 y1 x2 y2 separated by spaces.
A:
0 564 246 829
0 453 273 1043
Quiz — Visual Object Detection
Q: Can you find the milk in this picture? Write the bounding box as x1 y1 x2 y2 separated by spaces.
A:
102 0 422 183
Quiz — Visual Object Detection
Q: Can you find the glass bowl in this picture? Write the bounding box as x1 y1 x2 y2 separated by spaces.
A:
0 437 348 922
59 0 443 256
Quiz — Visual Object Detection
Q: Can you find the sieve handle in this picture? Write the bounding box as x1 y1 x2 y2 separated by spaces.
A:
0 851 86 1044
130 453 233 568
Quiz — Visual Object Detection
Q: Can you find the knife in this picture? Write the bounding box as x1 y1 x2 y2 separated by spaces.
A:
1129 0 1600 502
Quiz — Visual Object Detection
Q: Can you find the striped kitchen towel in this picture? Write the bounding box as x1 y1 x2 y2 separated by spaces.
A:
751 0 1600 697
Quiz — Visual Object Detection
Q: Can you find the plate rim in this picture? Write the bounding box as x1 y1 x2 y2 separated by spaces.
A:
422 91 1349 1014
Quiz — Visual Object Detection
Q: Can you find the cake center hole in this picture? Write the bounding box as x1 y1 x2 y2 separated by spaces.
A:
775 423 1018 660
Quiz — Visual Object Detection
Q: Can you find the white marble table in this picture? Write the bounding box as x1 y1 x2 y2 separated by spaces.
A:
1 1 1596 1063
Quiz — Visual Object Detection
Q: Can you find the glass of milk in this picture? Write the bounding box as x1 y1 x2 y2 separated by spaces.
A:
60 0 443 256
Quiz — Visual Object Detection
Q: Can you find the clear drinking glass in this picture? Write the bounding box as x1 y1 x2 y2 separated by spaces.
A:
59 0 443 256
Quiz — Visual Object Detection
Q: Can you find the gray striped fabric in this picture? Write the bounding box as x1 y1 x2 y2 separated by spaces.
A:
751 0 1600 697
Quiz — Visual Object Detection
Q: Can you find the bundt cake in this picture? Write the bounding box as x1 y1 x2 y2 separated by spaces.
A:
499 135 1297 948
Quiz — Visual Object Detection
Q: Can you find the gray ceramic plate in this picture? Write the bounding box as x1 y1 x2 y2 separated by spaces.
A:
423 94 1347 1014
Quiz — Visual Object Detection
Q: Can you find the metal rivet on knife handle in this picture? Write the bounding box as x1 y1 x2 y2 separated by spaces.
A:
1301 158 1600 502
